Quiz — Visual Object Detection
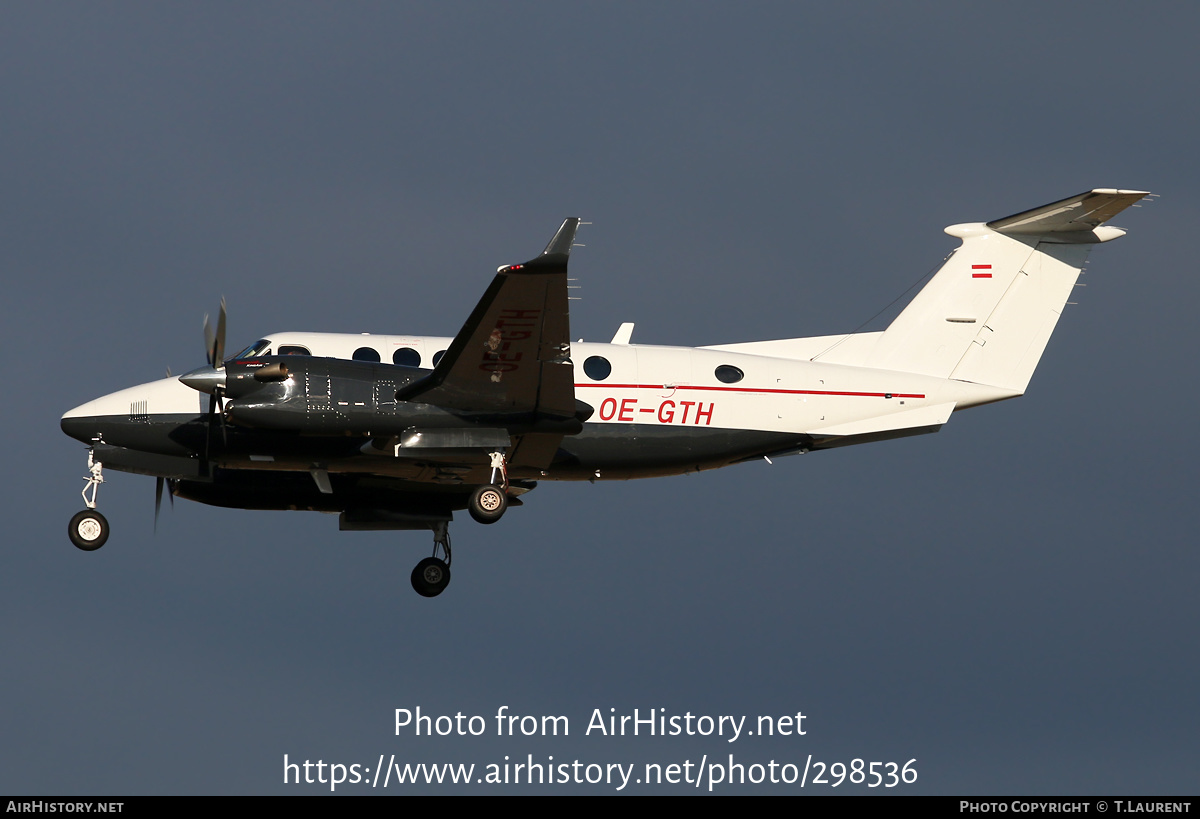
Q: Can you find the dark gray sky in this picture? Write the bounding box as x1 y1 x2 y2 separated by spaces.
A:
3 3 1196 794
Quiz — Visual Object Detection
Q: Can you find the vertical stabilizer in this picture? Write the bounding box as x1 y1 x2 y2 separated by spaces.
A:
865 189 1147 393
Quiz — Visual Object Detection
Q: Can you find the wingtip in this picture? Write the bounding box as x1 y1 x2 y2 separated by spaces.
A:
542 217 582 257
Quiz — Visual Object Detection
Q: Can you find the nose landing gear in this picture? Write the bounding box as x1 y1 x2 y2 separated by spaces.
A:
69 449 109 551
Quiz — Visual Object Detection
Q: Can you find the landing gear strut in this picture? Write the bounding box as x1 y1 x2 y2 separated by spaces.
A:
410 521 452 597
70 449 109 551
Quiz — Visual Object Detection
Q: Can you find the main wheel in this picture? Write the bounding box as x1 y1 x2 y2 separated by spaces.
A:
468 484 507 524
69 509 109 551
411 557 451 597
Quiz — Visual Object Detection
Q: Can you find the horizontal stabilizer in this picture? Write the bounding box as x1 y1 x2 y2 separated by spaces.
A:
987 188 1147 239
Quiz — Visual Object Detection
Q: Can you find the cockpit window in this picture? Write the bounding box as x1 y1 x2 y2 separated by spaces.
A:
278 345 311 356
232 340 272 360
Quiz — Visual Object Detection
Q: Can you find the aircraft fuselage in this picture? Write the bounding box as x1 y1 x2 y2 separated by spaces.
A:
62 333 1012 498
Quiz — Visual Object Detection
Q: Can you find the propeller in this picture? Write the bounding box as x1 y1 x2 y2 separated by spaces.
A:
205 299 228 450
155 300 226 525
180 298 230 471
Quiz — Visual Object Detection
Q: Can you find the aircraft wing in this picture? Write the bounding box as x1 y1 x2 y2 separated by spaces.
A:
396 218 581 422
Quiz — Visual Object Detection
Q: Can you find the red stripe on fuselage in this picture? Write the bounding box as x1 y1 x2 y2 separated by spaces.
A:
574 383 925 399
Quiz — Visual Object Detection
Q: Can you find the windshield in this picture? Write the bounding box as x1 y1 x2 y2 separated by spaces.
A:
231 339 271 360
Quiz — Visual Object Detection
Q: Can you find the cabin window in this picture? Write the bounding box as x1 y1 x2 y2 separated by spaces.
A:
392 347 422 367
583 356 612 381
715 365 744 384
353 346 381 362
432 350 446 366
278 345 311 356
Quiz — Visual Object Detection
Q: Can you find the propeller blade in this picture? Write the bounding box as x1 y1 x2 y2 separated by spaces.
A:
155 477 178 532
199 297 229 472
155 477 163 533
203 299 227 367
205 393 217 462
203 314 215 367
213 297 226 366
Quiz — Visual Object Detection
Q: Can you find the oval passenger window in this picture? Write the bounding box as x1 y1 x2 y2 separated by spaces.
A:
353 347 381 362
393 347 421 367
715 365 744 384
583 356 612 381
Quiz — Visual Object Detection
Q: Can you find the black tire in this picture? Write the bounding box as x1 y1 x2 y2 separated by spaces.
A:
411 557 451 597
468 485 507 525
69 509 109 551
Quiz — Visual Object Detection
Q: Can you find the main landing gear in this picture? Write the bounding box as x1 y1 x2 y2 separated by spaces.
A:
69 450 109 551
411 521 452 598
467 451 509 525
409 451 512 597
468 485 507 524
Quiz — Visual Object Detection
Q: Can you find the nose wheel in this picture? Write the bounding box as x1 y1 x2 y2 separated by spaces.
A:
69 509 109 551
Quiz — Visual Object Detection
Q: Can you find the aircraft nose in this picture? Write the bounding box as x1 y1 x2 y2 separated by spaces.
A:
61 411 100 444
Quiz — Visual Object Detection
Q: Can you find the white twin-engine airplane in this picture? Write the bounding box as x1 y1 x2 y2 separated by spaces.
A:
62 189 1149 596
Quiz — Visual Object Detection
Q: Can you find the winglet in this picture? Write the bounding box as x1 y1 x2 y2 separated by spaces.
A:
506 218 581 272
542 217 581 257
